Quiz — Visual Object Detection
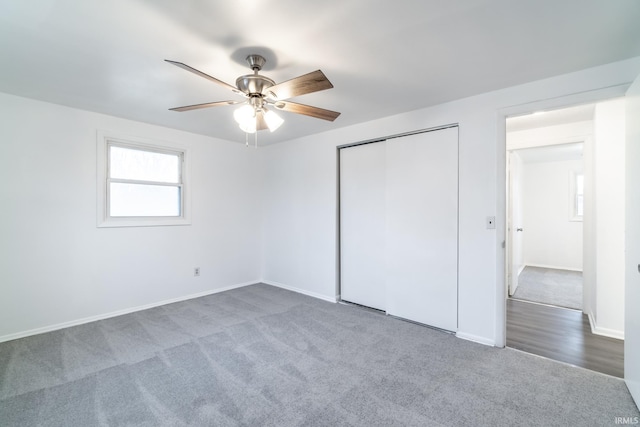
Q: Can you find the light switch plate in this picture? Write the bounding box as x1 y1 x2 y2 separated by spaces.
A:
486 216 496 229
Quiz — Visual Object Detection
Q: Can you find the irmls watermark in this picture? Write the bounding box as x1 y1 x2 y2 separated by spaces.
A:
615 416 640 425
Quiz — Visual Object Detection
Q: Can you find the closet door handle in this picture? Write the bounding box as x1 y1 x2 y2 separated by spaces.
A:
516 228 523 232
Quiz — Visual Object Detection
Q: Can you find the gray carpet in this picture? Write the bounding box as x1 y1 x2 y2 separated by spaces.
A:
511 266 583 310
1 284 636 426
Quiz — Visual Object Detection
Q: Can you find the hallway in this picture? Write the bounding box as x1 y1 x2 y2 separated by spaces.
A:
506 299 624 377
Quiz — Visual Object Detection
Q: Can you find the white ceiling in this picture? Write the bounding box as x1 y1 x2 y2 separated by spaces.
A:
1 1 639 145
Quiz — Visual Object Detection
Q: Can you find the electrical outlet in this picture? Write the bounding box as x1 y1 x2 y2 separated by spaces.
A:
486 216 496 229
194 267 200 277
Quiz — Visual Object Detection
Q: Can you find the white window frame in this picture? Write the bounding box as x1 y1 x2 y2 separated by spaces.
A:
569 170 584 222
97 131 191 227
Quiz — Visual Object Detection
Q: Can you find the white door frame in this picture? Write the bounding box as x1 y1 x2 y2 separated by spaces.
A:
624 72 640 407
494 84 630 348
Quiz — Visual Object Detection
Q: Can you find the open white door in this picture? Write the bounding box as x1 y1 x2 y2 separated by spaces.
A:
507 151 525 295
625 75 640 407
506 153 514 294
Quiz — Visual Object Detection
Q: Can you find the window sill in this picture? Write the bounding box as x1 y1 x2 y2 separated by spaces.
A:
97 217 191 228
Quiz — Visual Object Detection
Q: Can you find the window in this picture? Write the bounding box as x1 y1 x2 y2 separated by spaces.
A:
569 171 584 221
575 173 584 217
97 132 190 227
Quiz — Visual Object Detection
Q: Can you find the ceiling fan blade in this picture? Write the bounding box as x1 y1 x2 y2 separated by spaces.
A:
165 60 242 95
265 70 333 100
169 100 241 112
256 111 269 131
273 101 340 122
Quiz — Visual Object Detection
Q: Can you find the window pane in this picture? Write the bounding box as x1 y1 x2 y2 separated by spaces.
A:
110 183 180 217
576 194 584 217
576 174 584 195
110 145 180 183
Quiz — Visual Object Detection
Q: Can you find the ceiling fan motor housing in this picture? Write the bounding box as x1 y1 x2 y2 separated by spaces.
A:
235 74 275 96
235 54 275 96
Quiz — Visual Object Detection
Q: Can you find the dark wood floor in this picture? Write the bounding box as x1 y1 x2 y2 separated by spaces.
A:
506 298 624 378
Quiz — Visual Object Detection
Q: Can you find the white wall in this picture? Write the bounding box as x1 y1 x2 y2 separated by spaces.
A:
0 92 262 340
261 56 640 346
260 138 339 302
521 159 584 271
592 98 626 337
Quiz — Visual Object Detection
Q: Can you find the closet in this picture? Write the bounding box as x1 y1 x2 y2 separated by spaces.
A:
339 126 458 331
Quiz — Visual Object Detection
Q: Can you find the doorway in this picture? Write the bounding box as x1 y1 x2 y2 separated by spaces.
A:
504 99 626 377
507 141 584 310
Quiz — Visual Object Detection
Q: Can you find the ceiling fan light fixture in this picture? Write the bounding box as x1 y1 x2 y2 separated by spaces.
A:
233 104 254 124
263 109 284 132
234 104 257 133
238 120 257 134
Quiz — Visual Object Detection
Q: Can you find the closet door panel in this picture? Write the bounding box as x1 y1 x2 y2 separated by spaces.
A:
385 127 458 331
340 142 386 310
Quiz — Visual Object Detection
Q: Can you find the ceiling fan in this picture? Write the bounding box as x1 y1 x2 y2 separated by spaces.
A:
165 54 340 134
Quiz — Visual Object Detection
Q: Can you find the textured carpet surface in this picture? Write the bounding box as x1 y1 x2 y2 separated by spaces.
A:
512 266 583 309
1 283 637 426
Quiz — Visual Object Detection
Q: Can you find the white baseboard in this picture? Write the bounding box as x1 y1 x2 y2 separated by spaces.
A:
456 331 495 347
261 280 338 303
524 263 583 272
517 265 526 276
0 280 258 344
261 281 499 347
587 313 624 340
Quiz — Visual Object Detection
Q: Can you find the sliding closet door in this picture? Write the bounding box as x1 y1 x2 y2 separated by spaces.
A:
385 127 458 331
340 141 386 310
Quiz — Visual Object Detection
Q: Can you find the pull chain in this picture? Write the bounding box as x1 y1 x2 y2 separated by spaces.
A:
254 131 258 148
245 132 249 147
